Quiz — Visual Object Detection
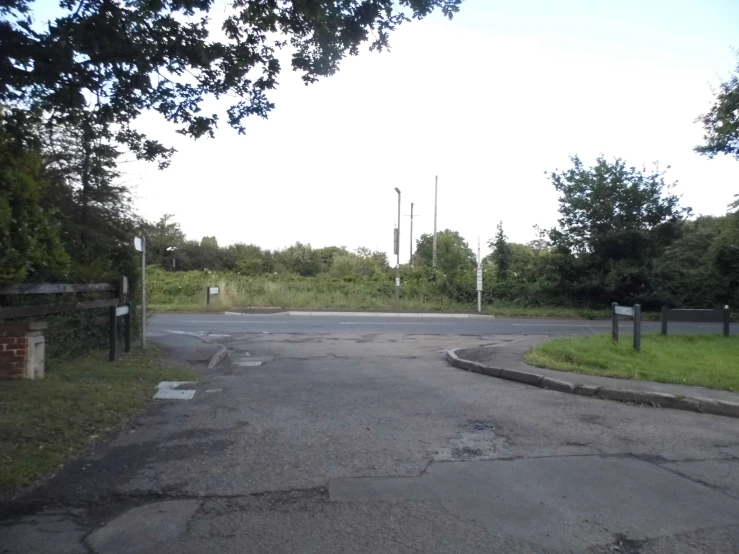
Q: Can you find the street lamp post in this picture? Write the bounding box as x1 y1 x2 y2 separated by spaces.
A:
394 187 401 309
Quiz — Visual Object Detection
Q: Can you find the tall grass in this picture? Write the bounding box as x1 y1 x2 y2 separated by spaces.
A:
147 268 613 318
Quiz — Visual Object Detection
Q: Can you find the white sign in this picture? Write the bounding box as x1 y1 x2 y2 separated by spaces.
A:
615 306 634 317
116 306 130 317
395 278 400 287
134 237 143 252
476 268 483 291
209 287 220 295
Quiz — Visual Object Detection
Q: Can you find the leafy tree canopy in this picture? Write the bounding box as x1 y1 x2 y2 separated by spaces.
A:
1 0 462 165
488 220 511 279
696 55 739 161
415 229 476 274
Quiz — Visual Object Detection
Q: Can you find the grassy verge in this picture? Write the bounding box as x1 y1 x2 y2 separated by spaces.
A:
0 348 197 491
525 334 739 391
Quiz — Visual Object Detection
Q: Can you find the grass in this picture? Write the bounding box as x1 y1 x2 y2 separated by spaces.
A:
525 334 739 391
0 348 197 491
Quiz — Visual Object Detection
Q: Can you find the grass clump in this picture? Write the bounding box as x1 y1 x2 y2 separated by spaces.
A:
525 333 739 391
0 348 196 491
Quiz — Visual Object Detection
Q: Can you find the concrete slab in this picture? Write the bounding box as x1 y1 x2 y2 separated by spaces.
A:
661 459 739 499
87 499 201 554
330 456 739 551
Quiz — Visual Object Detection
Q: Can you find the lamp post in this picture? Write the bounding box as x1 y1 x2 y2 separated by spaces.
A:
394 187 401 309
166 246 177 269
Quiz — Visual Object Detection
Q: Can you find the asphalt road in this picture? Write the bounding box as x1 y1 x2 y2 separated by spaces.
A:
148 312 734 337
3 314 739 553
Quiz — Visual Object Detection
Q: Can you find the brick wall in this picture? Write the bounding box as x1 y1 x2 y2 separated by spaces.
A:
0 331 29 379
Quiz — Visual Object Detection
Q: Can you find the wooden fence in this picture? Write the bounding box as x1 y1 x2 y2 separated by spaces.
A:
0 278 132 361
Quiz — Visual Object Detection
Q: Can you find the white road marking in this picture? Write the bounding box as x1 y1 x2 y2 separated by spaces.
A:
512 323 606 327
339 322 448 325
237 361 263 367
205 388 223 393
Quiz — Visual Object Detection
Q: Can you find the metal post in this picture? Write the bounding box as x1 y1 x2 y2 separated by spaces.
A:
477 238 482 314
432 176 438 269
109 305 117 361
660 305 668 335
409 202 414 268
207 287 211 305
611 302 618 343
141 236 146 349
395 188 401 309
124 303 132 353
633 304 641 352
724 305 730 337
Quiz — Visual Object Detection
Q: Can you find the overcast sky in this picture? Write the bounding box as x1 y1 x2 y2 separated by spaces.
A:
122 0 739 262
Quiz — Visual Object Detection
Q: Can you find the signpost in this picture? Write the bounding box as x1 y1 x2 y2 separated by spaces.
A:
476 267 483 313
611 302 642 351
134 236 146 348
207 286 220 305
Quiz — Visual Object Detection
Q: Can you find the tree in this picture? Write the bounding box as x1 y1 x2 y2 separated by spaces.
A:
489 221 511 280
143 214 186 269
1 0 462 165
546 156 690 304
0 119 69 284
696 55 739 161
414 229 476 274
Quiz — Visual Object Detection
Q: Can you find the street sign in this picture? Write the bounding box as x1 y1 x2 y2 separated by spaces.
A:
209 287 219 295
395 277 401 287
116 305 130 317
476 268 483 291
134 237 143 252
611 303 642 351
614 306 634 317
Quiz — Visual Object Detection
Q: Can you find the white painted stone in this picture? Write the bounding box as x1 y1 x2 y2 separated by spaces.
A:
156 381 197 390
153 389 196 400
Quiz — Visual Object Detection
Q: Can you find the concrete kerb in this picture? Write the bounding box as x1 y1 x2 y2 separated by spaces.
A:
446 348 739 419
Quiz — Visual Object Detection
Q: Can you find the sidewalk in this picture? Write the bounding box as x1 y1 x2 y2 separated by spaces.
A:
447 335 739 418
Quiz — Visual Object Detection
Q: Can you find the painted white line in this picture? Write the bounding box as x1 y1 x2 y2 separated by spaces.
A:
180 320 290 324
339 322 448 326
205 388 223 393
156 381 197 390
288 311 491 319
237 361 263 367
511 323 607 327
154 389 196 400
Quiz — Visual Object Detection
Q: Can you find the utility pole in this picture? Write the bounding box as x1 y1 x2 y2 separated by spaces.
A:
477 237 482 314
409 202 414 268
141 236 146 348
394 188 401 308
432 175 438 269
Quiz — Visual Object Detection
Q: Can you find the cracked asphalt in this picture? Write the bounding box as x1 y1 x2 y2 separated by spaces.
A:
2 314 739 553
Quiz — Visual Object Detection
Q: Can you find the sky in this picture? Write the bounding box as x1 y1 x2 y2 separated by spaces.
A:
117 0 739 262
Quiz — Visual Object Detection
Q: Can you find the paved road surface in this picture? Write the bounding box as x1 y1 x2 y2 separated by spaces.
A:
148 312 734 337
3 314 739 553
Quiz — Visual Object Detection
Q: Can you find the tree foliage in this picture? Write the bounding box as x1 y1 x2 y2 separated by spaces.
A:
1 0 462 164
489 221 511 279
414 229 476 274
696 55 739 161
546 156 690 305
0 118 69 284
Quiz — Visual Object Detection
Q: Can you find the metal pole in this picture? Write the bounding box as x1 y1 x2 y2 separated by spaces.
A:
409 202 414 268
432 176 438 269
611 302 619 343
125 304 132 353
109 305 117 361
395 188 401 309
633 304 641 352
660 305 668 335
141 236 146 349
724 305 730 337
477 238 481 313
